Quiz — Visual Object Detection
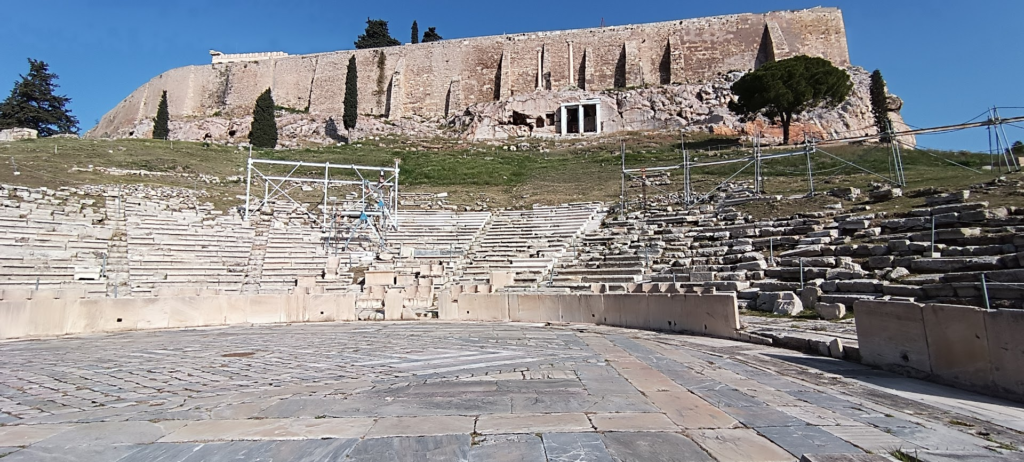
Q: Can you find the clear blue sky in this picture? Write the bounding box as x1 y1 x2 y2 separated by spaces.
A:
2 1 1022 151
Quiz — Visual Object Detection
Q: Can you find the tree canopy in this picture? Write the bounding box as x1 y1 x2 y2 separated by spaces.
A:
0 59 79 137
411 21 419 44
355 19 401 49
421 27 443 43
869 69 892 144
152 90 170 140
343 56 359 130
249 88 278 149
729 55 852 145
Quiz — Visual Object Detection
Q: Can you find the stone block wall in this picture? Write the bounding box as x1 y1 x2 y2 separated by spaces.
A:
445 290 741 339
855 300 1024 402
88 7 849 138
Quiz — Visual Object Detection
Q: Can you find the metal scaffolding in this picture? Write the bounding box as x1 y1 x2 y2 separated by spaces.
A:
243 157 400 251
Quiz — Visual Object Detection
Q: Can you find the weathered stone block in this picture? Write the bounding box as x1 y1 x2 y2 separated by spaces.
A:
923 303 992 388
816 302 846 320
854 300 931 376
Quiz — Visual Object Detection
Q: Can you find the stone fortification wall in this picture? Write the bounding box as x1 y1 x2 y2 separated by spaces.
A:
88 7 849 139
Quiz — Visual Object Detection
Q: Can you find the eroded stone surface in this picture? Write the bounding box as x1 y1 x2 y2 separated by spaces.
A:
0 322 1020 461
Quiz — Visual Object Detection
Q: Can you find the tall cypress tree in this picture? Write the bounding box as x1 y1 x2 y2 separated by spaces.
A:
248 88 278 148
869 70 892 144
0 59 79 136
343 56 358 130
152 90 170 140
411 21 419 44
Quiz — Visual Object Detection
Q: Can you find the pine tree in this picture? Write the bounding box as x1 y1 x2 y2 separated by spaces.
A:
869 70 893 144
343 56 359 130
411 21 419 44
421 27 443 43
152 90 170 140
729 56 853 145
0 59 79 137
248 88 278 148
354 19 401 49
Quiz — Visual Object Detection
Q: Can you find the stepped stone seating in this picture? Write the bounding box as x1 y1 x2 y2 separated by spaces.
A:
383 210 490 282
125 199 253 297
0 186 110 298
552 215 653 288
459 204 603 285
609 185 1024 312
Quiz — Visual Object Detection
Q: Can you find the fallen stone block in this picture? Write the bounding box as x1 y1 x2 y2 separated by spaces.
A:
925 190 969 206
816 302 846 320
771 292 803 316
868 187 902 202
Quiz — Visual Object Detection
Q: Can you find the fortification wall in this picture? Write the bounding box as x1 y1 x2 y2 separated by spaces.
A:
88 7 849 139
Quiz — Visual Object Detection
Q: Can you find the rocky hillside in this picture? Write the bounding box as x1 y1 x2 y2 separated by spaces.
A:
88 67 912 149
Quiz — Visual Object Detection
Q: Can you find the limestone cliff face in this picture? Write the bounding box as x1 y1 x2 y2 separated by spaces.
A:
87 7 854 143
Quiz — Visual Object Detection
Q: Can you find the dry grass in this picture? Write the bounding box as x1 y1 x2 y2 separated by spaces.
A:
0 133 1020 212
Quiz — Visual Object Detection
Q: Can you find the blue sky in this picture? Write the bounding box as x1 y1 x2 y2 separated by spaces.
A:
2 1 1022 151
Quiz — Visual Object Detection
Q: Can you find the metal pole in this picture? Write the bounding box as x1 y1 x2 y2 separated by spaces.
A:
244 157 253 220
393 158 400 228
754 133 761 195
981 273 991 310
769 238 774 267
799 258 805 289
324 162 330 224
931 215 936 256
683 146 691 205
805 142 815 196
620 140 626 217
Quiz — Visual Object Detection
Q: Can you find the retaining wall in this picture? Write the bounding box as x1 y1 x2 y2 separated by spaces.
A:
0 293 357 340
855 300 1024 402
440 290 743 339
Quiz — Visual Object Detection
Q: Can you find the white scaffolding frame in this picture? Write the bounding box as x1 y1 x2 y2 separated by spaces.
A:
243 157 401 249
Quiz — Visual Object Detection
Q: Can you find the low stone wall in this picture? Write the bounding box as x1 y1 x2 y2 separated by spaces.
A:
855 300 1024 402
439 291 744 340
0 293 356 340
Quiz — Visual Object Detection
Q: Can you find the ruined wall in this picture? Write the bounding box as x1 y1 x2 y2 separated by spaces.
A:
88 7 850 139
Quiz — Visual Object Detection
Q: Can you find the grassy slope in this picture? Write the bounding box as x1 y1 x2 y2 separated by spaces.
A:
0 132 1019 213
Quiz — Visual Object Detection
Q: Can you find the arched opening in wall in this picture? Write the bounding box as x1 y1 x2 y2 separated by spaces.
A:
659 40 672 85
494 58 503 101
511 111 530 126
614 45 627 89
228 129 237 137
445 86 452 118
578 55 587 90
755 24 776 69
536 116 546 128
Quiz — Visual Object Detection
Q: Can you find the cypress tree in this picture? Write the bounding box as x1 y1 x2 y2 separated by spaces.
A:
343 56 358 130
411 21 419 44
152 91 170 140
248 88 278 149
869 70 892 144
421 27 443 43
0 59 79 136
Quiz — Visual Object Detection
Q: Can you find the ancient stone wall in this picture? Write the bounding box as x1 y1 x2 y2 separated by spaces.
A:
88 7 850 139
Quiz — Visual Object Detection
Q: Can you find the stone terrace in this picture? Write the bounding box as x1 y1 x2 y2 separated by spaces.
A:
1 322 1021 461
